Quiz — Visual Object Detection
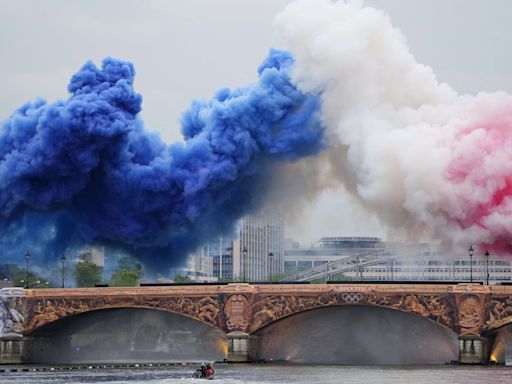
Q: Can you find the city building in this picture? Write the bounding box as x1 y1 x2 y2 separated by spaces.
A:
184 249 216 282
284 237 512 283
358 254 512 282
76 245 105 267
237 213 284 281
185 213 285 282
284 237 382 273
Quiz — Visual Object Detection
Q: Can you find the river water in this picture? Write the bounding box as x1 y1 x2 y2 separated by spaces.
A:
1 364 511 384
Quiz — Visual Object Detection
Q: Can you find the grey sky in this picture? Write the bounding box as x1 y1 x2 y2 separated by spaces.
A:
1 0 511 244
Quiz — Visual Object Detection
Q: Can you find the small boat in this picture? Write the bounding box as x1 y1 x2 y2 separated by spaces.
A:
192 364 215 380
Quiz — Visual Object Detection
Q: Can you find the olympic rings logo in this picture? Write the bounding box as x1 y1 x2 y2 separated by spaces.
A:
341 292 363 304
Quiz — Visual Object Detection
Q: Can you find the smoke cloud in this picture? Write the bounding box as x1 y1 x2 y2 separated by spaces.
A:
274 0 512 255
0 49 325 268
3 0 510 269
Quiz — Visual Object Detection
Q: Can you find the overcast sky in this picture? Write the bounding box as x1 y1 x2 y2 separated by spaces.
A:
1 0 511 245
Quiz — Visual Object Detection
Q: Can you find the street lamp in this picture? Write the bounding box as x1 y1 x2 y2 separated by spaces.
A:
268 251 274 282
485 250 490 285
468 245 474 283
24 250 31 289
61 255 67 288
242 247 248 283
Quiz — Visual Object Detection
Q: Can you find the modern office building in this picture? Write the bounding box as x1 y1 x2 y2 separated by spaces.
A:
284 238 512 282
284 237 383 273
237 213 284 281
359 255 512 282
187 213 285 281
208 236 236 280
184 250 216 282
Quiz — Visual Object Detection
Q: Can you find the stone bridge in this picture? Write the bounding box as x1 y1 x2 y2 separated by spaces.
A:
1 283 512 364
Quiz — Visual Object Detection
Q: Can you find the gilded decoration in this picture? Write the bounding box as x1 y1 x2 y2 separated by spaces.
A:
456 294 484 335
12 284 512 337
250 294 338 331
24 295 221 333
224 294 250 332
485 295 512 331
248 290 455 333
367 293 454 329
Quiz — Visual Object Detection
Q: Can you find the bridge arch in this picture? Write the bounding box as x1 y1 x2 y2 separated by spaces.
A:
24 295 223 335
247 292 456 335
25 306 227 364
252 304 459 364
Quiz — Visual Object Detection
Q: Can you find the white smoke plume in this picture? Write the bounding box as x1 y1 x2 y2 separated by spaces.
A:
275 0 512 255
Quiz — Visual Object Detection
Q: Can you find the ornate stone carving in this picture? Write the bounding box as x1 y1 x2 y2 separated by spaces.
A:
456 294 484 335
0 288 26 337
24 295 221 333
8 284 512 338
224 294 250 332
248 289 456 333
484 295 512 331
367 293 454 329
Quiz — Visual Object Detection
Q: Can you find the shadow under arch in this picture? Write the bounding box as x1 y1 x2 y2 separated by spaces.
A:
252 305 459 365
25 307 227 364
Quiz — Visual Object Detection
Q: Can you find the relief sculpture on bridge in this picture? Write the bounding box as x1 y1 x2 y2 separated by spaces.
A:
368 293 455 329
24 295 222 333
485 295 512 331
456 294 485 335
224 294 250 332
249 292 338 332
0 288 25 337
10 284 511 340
248 289 456 333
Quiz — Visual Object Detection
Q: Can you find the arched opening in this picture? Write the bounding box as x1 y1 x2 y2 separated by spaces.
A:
253 305 458 365
25 308 227 364
488 322 512 365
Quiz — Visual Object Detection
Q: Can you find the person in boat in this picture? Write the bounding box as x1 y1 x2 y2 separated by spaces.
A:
204 363 215 379
192 367 202 378
192 363 207 378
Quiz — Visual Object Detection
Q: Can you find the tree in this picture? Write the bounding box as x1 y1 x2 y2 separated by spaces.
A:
174 273 193 283
74 261 103 287
0 263 52 288
110 268 141 287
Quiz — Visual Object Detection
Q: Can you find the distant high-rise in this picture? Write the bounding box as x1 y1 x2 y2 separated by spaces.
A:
237 213 284 281
187 212 285 282
185 245 216 282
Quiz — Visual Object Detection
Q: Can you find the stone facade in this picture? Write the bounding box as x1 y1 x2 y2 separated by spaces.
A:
1 283 512 364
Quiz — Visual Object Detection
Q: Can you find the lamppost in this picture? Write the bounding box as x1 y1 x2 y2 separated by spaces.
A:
24 250 31 289
242 246 248 282
61 255 67 288
468 245 474 282
485 250 490 285
268 251 274 282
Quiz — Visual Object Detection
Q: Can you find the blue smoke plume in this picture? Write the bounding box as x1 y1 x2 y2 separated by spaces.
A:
0 49 325 269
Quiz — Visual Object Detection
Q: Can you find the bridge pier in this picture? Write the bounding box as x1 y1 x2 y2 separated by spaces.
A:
0 336 31 364
458 335 488 364
226 332 258 362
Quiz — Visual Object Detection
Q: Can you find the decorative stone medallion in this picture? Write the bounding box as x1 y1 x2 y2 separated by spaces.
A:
224 294 250 332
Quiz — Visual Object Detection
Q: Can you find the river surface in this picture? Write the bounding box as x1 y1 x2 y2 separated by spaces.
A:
0 364 511 384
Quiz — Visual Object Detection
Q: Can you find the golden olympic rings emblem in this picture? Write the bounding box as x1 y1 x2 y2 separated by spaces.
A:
341 292 363 304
